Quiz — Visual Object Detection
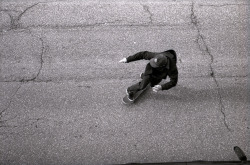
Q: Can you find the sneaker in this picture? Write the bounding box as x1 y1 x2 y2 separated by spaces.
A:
126 89 134 101
128 93 134 101
126 89 129 95
140 73 144 79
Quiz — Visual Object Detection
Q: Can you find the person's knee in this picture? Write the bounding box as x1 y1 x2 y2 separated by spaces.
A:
139 83 147 90
150 79 162 87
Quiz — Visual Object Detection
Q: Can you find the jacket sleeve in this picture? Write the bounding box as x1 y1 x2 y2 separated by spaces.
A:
126 51 155 63
161 64 178 90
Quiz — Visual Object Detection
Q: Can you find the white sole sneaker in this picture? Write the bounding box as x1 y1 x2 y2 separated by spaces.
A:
140 73 144 79
126 89 134 101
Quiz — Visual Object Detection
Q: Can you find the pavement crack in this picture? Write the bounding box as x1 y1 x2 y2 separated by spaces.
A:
20 36 45 82
21 117 46 128
93 20 123 26
36 37 45 81
8 3 40 30
199 4 249 7
191 3 213 75
0 84 22 126
142 4 153 24
191 3 198 27
190 2 231 132
213 77 231 132
17 3 39 22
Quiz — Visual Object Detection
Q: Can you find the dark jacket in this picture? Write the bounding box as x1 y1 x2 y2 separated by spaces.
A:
126 50 178 90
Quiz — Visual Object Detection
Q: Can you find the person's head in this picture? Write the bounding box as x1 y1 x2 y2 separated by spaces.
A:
149 54 168 68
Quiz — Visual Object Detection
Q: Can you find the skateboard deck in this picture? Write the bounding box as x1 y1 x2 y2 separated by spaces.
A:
122 86 149 104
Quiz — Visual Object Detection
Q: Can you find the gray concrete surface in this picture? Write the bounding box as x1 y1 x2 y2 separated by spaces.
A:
0 0 249 165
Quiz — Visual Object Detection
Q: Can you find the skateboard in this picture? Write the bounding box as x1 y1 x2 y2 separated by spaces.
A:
122 85 149 104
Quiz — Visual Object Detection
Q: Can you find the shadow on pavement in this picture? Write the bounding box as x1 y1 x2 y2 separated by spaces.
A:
115 146 248 165
152 84 246 104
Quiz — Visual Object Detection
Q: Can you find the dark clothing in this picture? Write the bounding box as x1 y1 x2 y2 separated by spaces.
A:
127 74 162 93
126 50 178 94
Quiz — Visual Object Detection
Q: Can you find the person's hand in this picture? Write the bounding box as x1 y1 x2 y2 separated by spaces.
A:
152 85 162 92
119 58 127 63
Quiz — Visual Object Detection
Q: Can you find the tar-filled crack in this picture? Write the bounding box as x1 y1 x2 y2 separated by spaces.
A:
0 2 187 30
20 37 45 82
0 3 40 31
13 3 40 29
191 3 231 132
0 32 45 82
37 37 45 79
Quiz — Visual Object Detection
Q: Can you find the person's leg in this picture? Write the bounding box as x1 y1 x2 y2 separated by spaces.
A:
150 78 162 87
127 74 151 95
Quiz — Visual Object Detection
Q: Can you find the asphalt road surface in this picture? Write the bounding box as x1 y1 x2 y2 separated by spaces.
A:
0 0 249 164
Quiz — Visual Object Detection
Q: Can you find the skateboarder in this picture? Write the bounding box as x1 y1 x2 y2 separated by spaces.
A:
119 50 178 101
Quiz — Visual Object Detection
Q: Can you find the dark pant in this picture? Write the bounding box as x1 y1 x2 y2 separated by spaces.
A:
127 75 162 95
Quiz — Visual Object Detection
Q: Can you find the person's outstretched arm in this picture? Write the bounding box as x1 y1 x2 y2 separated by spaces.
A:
119 51 156 63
